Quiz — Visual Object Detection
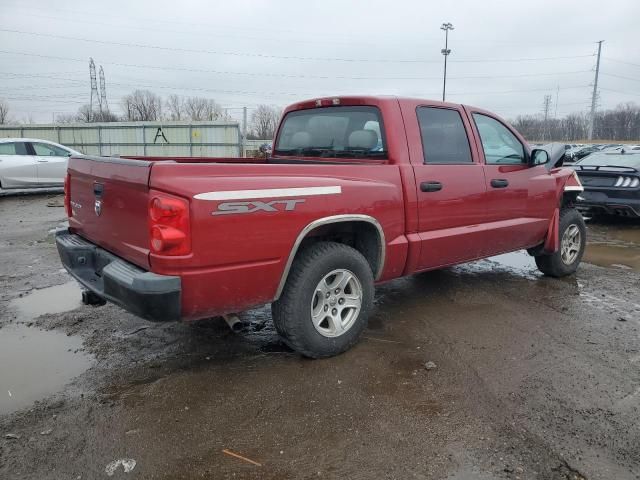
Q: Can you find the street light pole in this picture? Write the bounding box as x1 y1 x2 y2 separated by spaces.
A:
440 22 454 102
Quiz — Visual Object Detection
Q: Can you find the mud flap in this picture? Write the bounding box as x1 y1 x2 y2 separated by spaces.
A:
543 207 560 254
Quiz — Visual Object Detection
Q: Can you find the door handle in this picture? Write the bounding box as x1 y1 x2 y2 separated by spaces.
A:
420 181 443 192
37 159 49 163
490 179 509 188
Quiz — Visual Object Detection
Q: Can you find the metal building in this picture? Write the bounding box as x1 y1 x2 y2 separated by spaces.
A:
0 121 242 157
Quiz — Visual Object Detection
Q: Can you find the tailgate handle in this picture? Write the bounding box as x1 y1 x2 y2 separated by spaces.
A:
93 183 104 197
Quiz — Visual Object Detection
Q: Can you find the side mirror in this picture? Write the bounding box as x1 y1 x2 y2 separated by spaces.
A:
529 148 549 167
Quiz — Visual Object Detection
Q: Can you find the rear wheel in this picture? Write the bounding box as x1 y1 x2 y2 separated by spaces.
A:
272 241 374 358
535 208 586 277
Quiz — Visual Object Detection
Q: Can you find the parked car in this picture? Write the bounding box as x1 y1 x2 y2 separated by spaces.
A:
567 145 600 162
0 138 80 190
601 144 640 153
573 151 640 217
56 96 585 358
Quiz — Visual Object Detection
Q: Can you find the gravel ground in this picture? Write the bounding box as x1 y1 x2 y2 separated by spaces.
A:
0 193 638 480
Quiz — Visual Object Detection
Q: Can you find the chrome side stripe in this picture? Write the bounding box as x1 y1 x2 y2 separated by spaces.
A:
194 186 341 201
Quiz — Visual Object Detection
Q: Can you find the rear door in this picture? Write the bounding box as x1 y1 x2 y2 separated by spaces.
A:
30 142 70 186
466 110 557 254
402 102 487 269
0 141 37 188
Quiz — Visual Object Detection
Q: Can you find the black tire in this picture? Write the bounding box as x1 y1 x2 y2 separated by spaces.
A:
272 241 374 358
535 208 586 277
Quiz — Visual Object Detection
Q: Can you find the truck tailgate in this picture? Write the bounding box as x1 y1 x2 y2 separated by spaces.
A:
67 156 153 270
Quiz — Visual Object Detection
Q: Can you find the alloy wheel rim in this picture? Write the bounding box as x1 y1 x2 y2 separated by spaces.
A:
561 224 581 265
310 269 362 338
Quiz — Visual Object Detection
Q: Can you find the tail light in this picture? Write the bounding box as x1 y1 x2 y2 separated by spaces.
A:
149 191 191 256
64 173 72 217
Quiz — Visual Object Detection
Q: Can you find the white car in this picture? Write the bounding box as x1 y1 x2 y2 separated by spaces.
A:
0 138 81 190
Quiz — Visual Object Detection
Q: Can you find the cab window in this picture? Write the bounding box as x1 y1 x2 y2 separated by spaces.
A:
274 106 386 159
32 143 70 157
416 107 473 164
472 114 525 165
0 142 29 155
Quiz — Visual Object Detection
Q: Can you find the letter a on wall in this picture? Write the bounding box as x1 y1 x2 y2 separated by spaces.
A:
153 127 169 144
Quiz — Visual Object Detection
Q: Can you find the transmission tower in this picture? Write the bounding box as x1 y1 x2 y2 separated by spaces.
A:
542 94 552 141
89 58 100 121
99 66 108 112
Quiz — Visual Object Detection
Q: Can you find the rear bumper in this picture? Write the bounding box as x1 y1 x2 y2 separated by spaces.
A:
55 229 181 321
576 190 640 218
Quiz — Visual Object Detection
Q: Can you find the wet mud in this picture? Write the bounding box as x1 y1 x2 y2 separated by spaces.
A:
1 194 639 480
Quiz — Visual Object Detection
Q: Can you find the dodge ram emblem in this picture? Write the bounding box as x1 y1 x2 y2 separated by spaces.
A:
94 200 102 217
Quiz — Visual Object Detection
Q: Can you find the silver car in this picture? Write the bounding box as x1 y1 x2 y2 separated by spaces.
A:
0 138 81 190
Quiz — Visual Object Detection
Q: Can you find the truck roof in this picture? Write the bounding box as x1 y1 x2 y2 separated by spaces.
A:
284 95 489 117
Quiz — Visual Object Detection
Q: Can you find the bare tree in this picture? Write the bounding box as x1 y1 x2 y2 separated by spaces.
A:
93 109 119 122
76 104 93 123
0 99 10 124
122 90 162 121
184 97 223 121
249 104 281 139
165 94 184 121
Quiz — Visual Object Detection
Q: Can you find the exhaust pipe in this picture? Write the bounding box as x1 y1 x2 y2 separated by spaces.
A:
222 314 243 333
81 289 106 306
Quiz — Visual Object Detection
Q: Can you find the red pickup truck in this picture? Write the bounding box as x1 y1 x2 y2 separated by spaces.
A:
56 96 585 358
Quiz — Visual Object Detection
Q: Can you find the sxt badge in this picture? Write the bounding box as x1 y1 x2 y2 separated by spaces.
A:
213 199 305 216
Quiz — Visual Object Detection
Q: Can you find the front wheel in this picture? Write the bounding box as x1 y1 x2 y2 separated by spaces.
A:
272 241 374 358
535 208 586 277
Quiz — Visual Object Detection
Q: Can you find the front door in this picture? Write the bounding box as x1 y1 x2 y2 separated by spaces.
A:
467 111 557 255
408 105 487 270
30 142 70 186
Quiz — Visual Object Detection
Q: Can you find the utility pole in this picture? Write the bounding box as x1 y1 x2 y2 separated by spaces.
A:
588 40 604 140
440 22 454 102
542 95 552 141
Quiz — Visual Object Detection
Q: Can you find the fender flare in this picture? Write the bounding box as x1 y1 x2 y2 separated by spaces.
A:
273 214 386 300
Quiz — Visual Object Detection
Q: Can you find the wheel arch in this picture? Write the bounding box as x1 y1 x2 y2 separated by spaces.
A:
274 214 385 300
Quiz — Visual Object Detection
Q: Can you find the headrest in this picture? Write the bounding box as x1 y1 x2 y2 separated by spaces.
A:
348 130 378 150
290 131 311 148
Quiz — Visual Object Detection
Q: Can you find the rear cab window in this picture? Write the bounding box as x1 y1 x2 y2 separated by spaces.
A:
274 106 386 159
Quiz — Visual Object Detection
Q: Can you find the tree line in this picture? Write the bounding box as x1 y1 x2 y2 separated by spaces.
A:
510 102 640 142
0 91 283 139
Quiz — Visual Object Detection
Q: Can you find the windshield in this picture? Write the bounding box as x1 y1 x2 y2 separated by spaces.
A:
274 106 386 159
576 152 640 169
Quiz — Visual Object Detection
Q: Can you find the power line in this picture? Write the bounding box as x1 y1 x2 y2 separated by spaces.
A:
0 29 596 65
601 73 640 83
0 64 593 82
604 58 640 69
0 51 595 83
599 87 640 97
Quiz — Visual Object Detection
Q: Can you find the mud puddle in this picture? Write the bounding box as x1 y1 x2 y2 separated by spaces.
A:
0 324 92 414
9 281 82 320
584 243 640 271
488 250 536 271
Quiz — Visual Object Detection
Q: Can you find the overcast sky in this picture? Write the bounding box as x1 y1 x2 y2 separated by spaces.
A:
1 0 639 123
